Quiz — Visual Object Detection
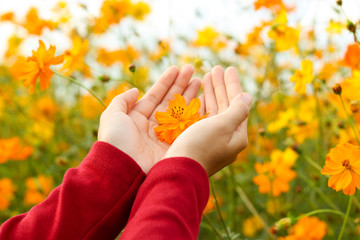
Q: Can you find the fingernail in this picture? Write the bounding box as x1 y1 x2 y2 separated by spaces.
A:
241 93 252 105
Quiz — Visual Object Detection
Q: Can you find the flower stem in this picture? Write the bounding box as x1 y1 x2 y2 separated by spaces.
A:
203 214 225 240
209 180 231 240
298 172 339 211
54 72 107 109
339 94 360 145
294 209 345 221
235 186 275 240
337 195 353 240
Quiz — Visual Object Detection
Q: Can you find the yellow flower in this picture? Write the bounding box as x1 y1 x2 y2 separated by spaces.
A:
280 216 327 240
0 178 16 210
24 175 54 206
326 20 344 34
154 94 206 144
290 60 314 94
93 0 132 33
193 26 227 51
129 1 151 20
267 108 296 133
4 35 23 59
62 36 91 77
18 40 64 94
80 95 104 119
268 25 299 51
29 96 59 122
321 143 360 195
242 216 263 237
253 148 297 196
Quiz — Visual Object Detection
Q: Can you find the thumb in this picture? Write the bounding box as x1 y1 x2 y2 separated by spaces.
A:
221 92 252 130
108 88 139 113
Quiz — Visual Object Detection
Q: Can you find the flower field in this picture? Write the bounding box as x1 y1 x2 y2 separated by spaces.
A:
1 0 360 239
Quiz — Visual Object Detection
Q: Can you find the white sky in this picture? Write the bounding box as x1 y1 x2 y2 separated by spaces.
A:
0 0 360 58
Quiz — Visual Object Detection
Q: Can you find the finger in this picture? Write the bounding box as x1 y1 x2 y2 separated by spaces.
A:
229 115 250 152
150 64 194 118
221 93 252 130
203 73 218 116
133 65 179 118
160 64 194 104
182 78 201 104
212 65 229 113
198 94 205 116
224 66 243 102
108 88 139 113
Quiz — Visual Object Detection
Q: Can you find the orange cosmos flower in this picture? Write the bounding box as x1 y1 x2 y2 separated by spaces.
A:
0 178 16 210
23 8 54 35
344 43 360 70
321 143 360 195
154 94 206 144
280 216 327 240
253 148 297 196
20 40 64 94
254 0 284 11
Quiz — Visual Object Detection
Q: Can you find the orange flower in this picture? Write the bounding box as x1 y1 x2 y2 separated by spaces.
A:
253 148 297 196
19 40 64 94
280 216 327 240
0 137 33 164
62 36 91 77
97 46 139 68
0 12 14 22
254 0 284 11
24 175 54 206
344 43 360 70
23 8 54 35
154 94 206 144
0 178 16 210
321 143 360 195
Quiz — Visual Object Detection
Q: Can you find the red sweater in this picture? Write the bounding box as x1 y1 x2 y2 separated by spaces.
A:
0 141 210 240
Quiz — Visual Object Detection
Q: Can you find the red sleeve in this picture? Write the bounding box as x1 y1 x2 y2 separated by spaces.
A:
119 157 210 240
0 141 146 240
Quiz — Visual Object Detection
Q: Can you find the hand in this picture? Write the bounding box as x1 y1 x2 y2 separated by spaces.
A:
164 66 252 176
98 65 202 174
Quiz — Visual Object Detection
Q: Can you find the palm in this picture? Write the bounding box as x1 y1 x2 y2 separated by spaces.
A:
100 65 202 174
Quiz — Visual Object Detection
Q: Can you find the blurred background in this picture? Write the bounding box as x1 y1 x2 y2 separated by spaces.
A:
1 0 360 239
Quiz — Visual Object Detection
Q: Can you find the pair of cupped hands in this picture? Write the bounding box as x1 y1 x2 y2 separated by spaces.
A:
98 65 252 176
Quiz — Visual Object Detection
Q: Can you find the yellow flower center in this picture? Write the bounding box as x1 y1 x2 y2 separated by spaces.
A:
170 106 184 120
342 159 351 169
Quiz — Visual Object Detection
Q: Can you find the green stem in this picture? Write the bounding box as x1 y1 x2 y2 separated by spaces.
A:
298 172 339 211
337 195 353 240
210 180 231 240
294 209 345 221
339 94 360 144
54 72 107 109
203 214 225 240
303 155 323 173
235 186 275 240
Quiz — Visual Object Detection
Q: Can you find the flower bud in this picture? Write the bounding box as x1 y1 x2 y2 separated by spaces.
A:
351 102 359 113
347 21 356 33
270 217 292 235
99 75 110 83
336 0 342 6
332 83 342 95
129 64 136 73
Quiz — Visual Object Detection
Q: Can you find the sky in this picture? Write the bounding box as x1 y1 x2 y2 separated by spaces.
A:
0 0 360 57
